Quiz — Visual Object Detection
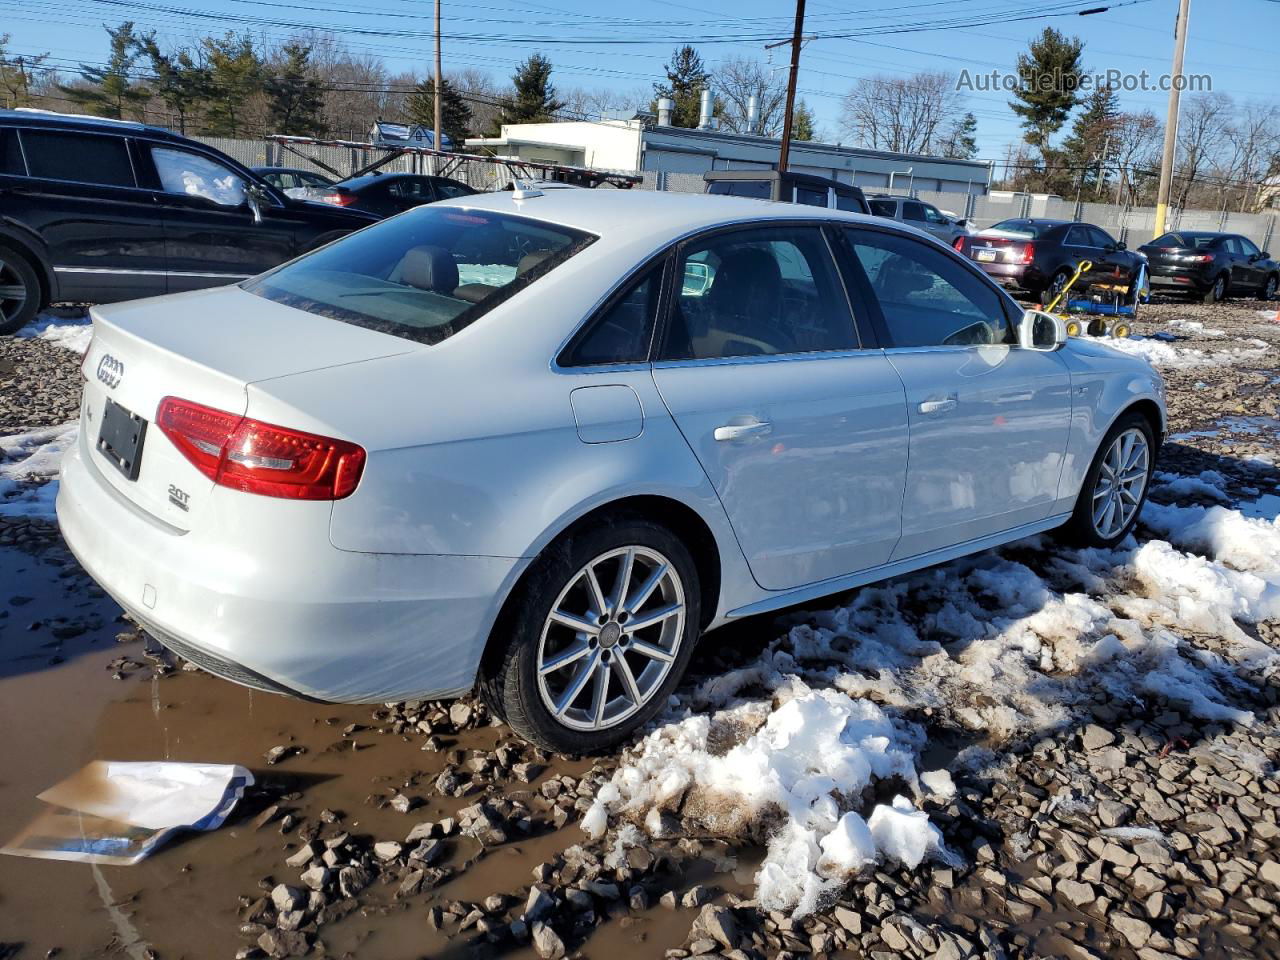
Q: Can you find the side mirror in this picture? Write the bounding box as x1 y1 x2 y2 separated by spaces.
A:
246 183 265 225
1116 241 1127 251
1019 309 1066 351
1262 251 1271 260
1103 242 1118 253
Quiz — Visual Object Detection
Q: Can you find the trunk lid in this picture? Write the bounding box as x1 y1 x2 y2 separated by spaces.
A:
79 286 413 530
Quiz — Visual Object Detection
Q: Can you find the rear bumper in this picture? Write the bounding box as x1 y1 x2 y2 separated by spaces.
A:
1149 264 1212 290
972 261 1032 288
56 432 522 703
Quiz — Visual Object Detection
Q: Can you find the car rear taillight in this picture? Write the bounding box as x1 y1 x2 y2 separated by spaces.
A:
1020 243 1035 264
320 191 356 207
1184 254 1212 263
156 397 365 500
953 236 965 251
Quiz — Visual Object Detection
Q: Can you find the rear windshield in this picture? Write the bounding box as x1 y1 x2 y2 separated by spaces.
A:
986 219 1051 239
707 179 772 200
1153 232 1217 248
244 207 595 345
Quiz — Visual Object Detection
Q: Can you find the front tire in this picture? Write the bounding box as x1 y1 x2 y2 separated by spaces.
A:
1058 411 1155 548
0 247 42 335
1258 274 1278 302
481 517 701 754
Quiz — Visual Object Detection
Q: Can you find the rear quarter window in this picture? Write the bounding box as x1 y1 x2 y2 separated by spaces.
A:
19 129 135 187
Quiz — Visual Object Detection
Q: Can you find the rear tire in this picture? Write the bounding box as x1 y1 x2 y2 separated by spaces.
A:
1202 273 1227 304
0 247 42 335
480 516 701 754
1057 411 1155 549
1046 269 1073 304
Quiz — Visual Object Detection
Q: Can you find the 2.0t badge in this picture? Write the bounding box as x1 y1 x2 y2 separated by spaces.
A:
96 354 124 389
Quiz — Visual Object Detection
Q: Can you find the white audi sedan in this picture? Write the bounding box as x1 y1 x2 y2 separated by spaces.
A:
58 188 1165 752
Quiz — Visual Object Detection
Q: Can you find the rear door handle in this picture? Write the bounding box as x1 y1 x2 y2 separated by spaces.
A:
714 420 772 441
918 397 957 415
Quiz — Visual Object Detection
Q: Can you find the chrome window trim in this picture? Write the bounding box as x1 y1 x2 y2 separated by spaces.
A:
652 346 875 370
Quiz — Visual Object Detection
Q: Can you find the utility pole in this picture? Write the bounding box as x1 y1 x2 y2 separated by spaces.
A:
776 0 806 174
434 0 443 156
1153 0 1190 239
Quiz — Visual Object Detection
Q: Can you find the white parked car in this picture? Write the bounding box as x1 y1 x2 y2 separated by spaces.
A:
58 189 1166 752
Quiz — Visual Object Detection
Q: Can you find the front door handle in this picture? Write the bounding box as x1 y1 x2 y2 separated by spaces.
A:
714 420 772 442
918 397 957 415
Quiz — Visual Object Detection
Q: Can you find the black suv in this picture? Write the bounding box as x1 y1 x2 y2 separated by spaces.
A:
703 170 870 214
0 110 379 333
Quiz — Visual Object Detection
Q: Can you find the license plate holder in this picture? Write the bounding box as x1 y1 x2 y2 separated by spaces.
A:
98 397 147 481
975 249 997 262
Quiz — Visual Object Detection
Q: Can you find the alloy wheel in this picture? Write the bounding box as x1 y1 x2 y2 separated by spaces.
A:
1213 276 1225 301
0 258 28 327
1091 427 1150 540
536 545 685 732
1266 277 1277 301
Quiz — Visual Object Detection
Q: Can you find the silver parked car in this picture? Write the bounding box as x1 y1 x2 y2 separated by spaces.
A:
58 188 1165 753
867 194 969 245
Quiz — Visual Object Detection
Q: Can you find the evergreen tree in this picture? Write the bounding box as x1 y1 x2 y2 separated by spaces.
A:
404 76 473 146
1009 28 1085 166
653 45 709 128
792 101 816 141
266 42 326 136
137 34 208 134
201 32 263 136
496 54 564 128
58 21 148 119
1061 84 1120 199
939 112 978 159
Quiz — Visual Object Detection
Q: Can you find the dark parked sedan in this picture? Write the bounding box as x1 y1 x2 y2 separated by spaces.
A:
1138 231 1278 303
955 219 1144 303
312 173 477 218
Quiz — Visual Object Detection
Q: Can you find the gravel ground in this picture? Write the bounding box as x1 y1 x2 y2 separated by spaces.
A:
0 295 1278 960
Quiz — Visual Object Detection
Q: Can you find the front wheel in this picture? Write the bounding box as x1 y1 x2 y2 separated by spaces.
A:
1057 412 1155 548
1258 274 1278 302
481 517 701 754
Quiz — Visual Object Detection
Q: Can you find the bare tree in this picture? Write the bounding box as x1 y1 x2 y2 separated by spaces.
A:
560 85 651 121
1174 92 1232 209
450 68 502 137
838 71 965 155
1222 101 1280 211
712 57 787 136
1110 110 1161 204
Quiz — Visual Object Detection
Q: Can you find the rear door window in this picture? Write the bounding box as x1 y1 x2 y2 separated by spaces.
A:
434 180 473 200
20 129 135 187
390 178 436 202
869 199 897 217
245 206 595 346
661 226 857 360
706 179 772 200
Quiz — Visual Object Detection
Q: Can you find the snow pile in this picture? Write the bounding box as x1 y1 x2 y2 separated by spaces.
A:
0 424 78 519
582 683 957 915
16 311 92 353
1166 318 1225 338
583 486 1279 912
1107 333 1268 370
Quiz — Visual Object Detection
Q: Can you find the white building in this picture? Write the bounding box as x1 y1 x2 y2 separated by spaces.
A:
467 115 993 196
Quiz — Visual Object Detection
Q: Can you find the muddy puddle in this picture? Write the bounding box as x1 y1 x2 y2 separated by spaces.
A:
0 545 762 959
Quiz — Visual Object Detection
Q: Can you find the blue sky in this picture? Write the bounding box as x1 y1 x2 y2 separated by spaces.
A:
3 0 1277 160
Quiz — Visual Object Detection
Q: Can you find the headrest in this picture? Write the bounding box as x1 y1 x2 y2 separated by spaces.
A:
517 250 554 276
399 245 459 293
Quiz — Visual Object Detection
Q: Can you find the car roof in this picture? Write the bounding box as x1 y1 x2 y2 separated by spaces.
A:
0 108 174 138
431 188 901 246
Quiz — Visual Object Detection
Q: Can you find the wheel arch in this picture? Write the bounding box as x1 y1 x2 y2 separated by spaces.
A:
1111 397 1165 450
479 493 724 678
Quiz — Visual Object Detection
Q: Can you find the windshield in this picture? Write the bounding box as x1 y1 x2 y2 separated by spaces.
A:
244 207 595 345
